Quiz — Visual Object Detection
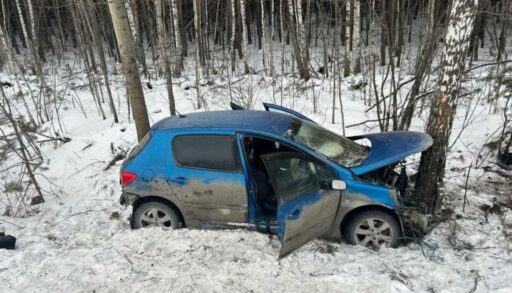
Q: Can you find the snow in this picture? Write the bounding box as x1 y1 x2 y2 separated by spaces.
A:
0 47 511 292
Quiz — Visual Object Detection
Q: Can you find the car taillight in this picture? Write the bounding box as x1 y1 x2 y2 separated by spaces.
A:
121 172 137 186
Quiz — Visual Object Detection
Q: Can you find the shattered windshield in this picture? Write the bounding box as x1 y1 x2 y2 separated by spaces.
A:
284 119 368 167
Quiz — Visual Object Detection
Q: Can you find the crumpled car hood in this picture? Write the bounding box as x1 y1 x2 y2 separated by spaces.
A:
348 131 433 175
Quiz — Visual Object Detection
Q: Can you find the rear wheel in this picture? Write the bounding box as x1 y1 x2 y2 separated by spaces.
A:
133 201 182 229
344 210 401 248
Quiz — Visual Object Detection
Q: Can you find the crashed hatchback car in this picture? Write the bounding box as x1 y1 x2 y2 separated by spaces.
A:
119 103 432 257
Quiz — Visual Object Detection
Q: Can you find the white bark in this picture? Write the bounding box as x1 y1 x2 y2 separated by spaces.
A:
169 0 183 75
240 0 249 73
439 0 478 94
27 0 36 50
270 0 274 76
15 0 35 72
352 0 361 74
124 0 138 41
260 0 266 70
156 0 166 75
295 0 306 56
230 0 236 72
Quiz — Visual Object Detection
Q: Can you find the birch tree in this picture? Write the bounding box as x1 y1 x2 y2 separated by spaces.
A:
240 0 250 73
108 0 150 141
288 0 310 80
156 0 177 115
169 0 183 76
413 0 479 211
15 0 38 74
230 0 236 72
352 0 361 74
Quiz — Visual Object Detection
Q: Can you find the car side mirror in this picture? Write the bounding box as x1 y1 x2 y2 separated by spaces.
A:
331 180 347 190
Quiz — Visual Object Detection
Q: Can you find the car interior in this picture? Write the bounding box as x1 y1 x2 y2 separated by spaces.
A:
242 136 299 220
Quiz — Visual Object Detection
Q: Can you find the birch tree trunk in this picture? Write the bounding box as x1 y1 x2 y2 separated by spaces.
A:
352 0 361 74
260 0 266 71
240 0 250 73
170 0 183 76
413 0 478 211
125 0 147 75
156 0 177 115
156 0 166 75
287 0 310 80
15 0 38 74
230 0 236 73
108 0 150 141
80 0 119 123
269 0 274 76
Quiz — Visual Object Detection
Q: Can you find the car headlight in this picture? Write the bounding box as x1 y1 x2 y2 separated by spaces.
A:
389 188 398 202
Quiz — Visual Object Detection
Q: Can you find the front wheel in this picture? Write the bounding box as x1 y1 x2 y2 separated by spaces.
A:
344 210 401 248
132 201 182 229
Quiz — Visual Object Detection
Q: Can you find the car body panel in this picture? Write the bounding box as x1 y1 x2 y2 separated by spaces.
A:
349 131 433 175
165 130 248 227
263 103 317 123
324 179 398 240
277 189 341 257
260 152 341 258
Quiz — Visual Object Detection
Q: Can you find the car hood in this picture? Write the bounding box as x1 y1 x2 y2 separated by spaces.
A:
348 131 433 175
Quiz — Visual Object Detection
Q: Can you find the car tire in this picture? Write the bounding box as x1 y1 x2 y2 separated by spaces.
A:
132 201 182 229
344 210 401 248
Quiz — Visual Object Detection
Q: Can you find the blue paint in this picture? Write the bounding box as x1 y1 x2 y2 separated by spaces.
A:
345 179 397 208
349 131 433 175
152 110 291 136
276 190 324 241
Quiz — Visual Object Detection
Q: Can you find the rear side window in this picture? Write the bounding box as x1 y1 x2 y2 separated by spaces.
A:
173 135 241 172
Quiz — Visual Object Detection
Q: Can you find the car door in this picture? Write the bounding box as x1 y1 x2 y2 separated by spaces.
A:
263 103 316 124
168 133 248 226
261 152 341 257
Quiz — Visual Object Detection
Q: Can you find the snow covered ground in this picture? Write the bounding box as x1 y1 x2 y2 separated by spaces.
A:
0 51 511 292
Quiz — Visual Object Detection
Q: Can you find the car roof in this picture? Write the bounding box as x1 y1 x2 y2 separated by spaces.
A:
151 110 292 135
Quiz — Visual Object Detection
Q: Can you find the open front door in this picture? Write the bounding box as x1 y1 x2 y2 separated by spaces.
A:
261 152 341 258
263 103 316 124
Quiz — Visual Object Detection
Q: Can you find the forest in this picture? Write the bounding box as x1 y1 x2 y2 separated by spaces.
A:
0 0 511 292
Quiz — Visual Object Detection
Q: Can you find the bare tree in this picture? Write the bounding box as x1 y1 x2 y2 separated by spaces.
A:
413 0 479 211
108 0 150 141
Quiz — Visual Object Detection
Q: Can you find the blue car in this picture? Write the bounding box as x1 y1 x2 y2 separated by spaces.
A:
119 103 432 257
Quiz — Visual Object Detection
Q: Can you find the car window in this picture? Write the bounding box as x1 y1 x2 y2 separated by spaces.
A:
173 135 241 172
262 155 320 203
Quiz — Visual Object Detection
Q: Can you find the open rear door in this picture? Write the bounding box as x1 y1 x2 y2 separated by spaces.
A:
261 152 341 258
263 103 317 124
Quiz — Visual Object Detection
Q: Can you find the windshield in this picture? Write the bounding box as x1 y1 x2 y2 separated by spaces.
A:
284 119 368 167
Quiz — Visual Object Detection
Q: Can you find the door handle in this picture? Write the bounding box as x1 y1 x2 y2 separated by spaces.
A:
167 176 187 185
287 208 301 220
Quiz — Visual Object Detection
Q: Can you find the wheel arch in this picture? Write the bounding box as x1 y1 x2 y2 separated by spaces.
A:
132 196 185 228
340 205 404 239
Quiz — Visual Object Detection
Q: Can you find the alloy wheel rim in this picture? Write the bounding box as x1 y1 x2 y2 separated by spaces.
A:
354 218 393 248
139 208 173 228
